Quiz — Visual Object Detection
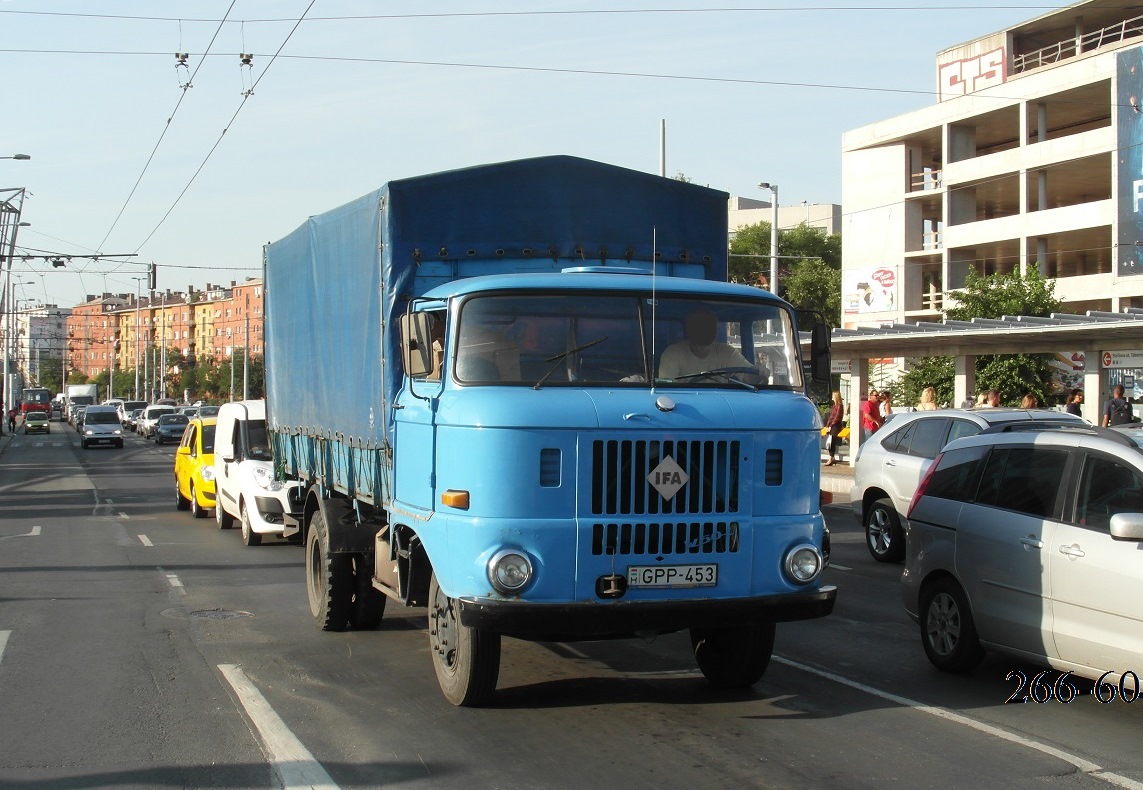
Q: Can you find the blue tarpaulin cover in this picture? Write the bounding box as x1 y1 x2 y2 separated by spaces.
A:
264 155 729 449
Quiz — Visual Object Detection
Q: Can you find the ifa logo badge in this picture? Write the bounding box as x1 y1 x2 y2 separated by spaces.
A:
647 455 688 500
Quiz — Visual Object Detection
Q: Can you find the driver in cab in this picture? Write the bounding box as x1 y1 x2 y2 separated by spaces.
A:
657 309 761 383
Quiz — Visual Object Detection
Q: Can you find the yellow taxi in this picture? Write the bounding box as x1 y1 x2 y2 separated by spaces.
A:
174 416 217 519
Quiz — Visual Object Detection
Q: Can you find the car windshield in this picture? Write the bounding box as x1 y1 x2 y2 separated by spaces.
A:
85 411 119 424
451 292 801 389
246 420 272 460
159 415 189 426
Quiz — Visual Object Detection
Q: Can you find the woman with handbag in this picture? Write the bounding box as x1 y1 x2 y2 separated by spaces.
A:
824 390 845 466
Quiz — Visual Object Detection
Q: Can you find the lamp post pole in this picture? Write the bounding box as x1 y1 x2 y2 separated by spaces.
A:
0 188 27 428
757 182 779 295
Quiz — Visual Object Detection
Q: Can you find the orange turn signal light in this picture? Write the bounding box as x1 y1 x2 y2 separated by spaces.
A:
441 489 470 509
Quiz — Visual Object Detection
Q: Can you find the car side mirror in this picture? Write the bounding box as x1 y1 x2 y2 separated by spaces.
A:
810 322 831 384
176 445 191 456
1110 512 1143 542
220 451 235 463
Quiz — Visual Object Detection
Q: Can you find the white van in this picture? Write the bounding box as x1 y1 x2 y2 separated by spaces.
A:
138 405 175 438
214 400 302 546
80 405 124 449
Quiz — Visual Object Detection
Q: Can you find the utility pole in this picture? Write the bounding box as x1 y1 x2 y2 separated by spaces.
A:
243 293 250 400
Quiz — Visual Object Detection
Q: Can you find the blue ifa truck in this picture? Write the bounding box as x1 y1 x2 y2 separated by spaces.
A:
264 155 835 706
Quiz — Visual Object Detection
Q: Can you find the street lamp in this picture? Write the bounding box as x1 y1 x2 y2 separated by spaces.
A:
757 182 779 296
1 154 31 161
0 189 27 430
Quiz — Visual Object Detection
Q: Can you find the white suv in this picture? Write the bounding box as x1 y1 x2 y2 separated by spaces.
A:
214 400 302 546
903 424 1143 688
850 408 1083 563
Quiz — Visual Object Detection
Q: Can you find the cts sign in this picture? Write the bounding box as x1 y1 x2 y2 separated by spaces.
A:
1102 351 1143 368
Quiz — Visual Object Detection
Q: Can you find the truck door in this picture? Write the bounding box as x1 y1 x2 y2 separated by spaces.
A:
392 309 444 514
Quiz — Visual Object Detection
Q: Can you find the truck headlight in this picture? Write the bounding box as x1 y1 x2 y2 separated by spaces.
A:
200 466 215 482
252 465 284 492
784 544 823 584
487 549 533 594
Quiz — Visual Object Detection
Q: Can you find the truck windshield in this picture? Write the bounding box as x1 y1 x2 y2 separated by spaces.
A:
454 293 802 389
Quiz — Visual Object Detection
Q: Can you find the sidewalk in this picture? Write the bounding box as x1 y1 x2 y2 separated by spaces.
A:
820 444 854 506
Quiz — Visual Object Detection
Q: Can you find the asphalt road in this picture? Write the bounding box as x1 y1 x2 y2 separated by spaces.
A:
1 422 1141 789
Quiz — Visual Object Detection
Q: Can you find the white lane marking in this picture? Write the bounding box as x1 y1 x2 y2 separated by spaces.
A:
774 655 1143 789
218 664 340 790
828 563 852 571
138 535 153 547
0 630 9 664
157 568 186 595
0 526 41 540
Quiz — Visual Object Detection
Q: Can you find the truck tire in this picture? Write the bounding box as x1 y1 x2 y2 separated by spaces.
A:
239 501 260 545
349 556 386 629
306 509 353 631
428 572 500 707
690 620 775 689
216 500 235 530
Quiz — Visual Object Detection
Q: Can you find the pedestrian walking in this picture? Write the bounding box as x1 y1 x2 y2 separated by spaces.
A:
860 388 882 442
1065 388 1083 417
1103 384 1134 426
823 390 845 466
918 387 938 410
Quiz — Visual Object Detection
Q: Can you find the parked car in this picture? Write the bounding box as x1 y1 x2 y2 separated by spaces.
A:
850 408 1084 563
174 416 217 519
154 413 190 445
24 411 50 434
902 424 1143 689
138 405 176 438
79 405 124 449
214 400 303 546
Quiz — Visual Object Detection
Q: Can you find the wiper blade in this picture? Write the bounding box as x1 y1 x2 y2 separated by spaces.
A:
534 336 609 389
664 366 760 390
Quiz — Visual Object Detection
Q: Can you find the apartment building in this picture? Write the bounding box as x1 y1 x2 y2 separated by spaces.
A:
841 0 1143 329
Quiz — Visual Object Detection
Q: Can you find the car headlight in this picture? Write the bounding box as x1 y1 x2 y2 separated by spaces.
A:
487 549 533 594
200 466 215 482
84 429 94 435
252 465 285 491
784 543 823 584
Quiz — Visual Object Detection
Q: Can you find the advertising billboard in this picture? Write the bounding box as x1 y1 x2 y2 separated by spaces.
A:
842 267 898 318
1117 48 1143 277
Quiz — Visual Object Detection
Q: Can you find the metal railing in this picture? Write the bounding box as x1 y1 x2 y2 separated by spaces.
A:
1014 13 1143 73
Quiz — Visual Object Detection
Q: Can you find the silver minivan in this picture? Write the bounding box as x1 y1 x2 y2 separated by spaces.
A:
80 405 124 449
902 425 1143 689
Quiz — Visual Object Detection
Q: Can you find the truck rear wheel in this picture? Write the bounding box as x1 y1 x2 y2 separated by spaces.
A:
690 620 775 689
305 509 352 631
428 573 500 707
348 556 386 629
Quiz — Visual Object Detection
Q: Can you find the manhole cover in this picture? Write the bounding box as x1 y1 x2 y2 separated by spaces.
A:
189 609 254 620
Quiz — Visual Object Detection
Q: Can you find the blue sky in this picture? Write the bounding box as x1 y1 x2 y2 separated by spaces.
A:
1 1 1061 309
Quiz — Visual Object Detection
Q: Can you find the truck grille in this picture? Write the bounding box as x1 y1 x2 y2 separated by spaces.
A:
590 438 741 516
591 521 740 557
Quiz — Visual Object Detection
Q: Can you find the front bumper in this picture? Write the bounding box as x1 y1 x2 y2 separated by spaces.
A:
458 585 836 641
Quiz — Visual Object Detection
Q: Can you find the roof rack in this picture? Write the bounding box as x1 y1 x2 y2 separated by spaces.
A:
981 421 1136 447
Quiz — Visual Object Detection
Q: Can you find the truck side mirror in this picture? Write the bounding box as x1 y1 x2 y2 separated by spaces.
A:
810 322 831 384
400 312 433 378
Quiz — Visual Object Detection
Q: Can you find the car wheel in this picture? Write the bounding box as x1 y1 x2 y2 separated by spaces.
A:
190 484 207 519
240 501 261 545
175 480 190 511
865 497 905 563
920 578 985 673
81 440 88 449
690 620 775 689
428 572 500 707
217 499 235 530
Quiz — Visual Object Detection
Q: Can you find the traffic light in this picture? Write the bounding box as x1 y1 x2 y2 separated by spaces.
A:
148 263 157 290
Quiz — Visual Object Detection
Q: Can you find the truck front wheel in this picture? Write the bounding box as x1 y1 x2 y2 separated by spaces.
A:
690 620 775 689
305 509 352 631
428 573 500 707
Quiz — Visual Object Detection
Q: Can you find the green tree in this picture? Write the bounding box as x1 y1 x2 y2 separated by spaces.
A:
783 258 842 328
729 220 842 291
890 269 1063 407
